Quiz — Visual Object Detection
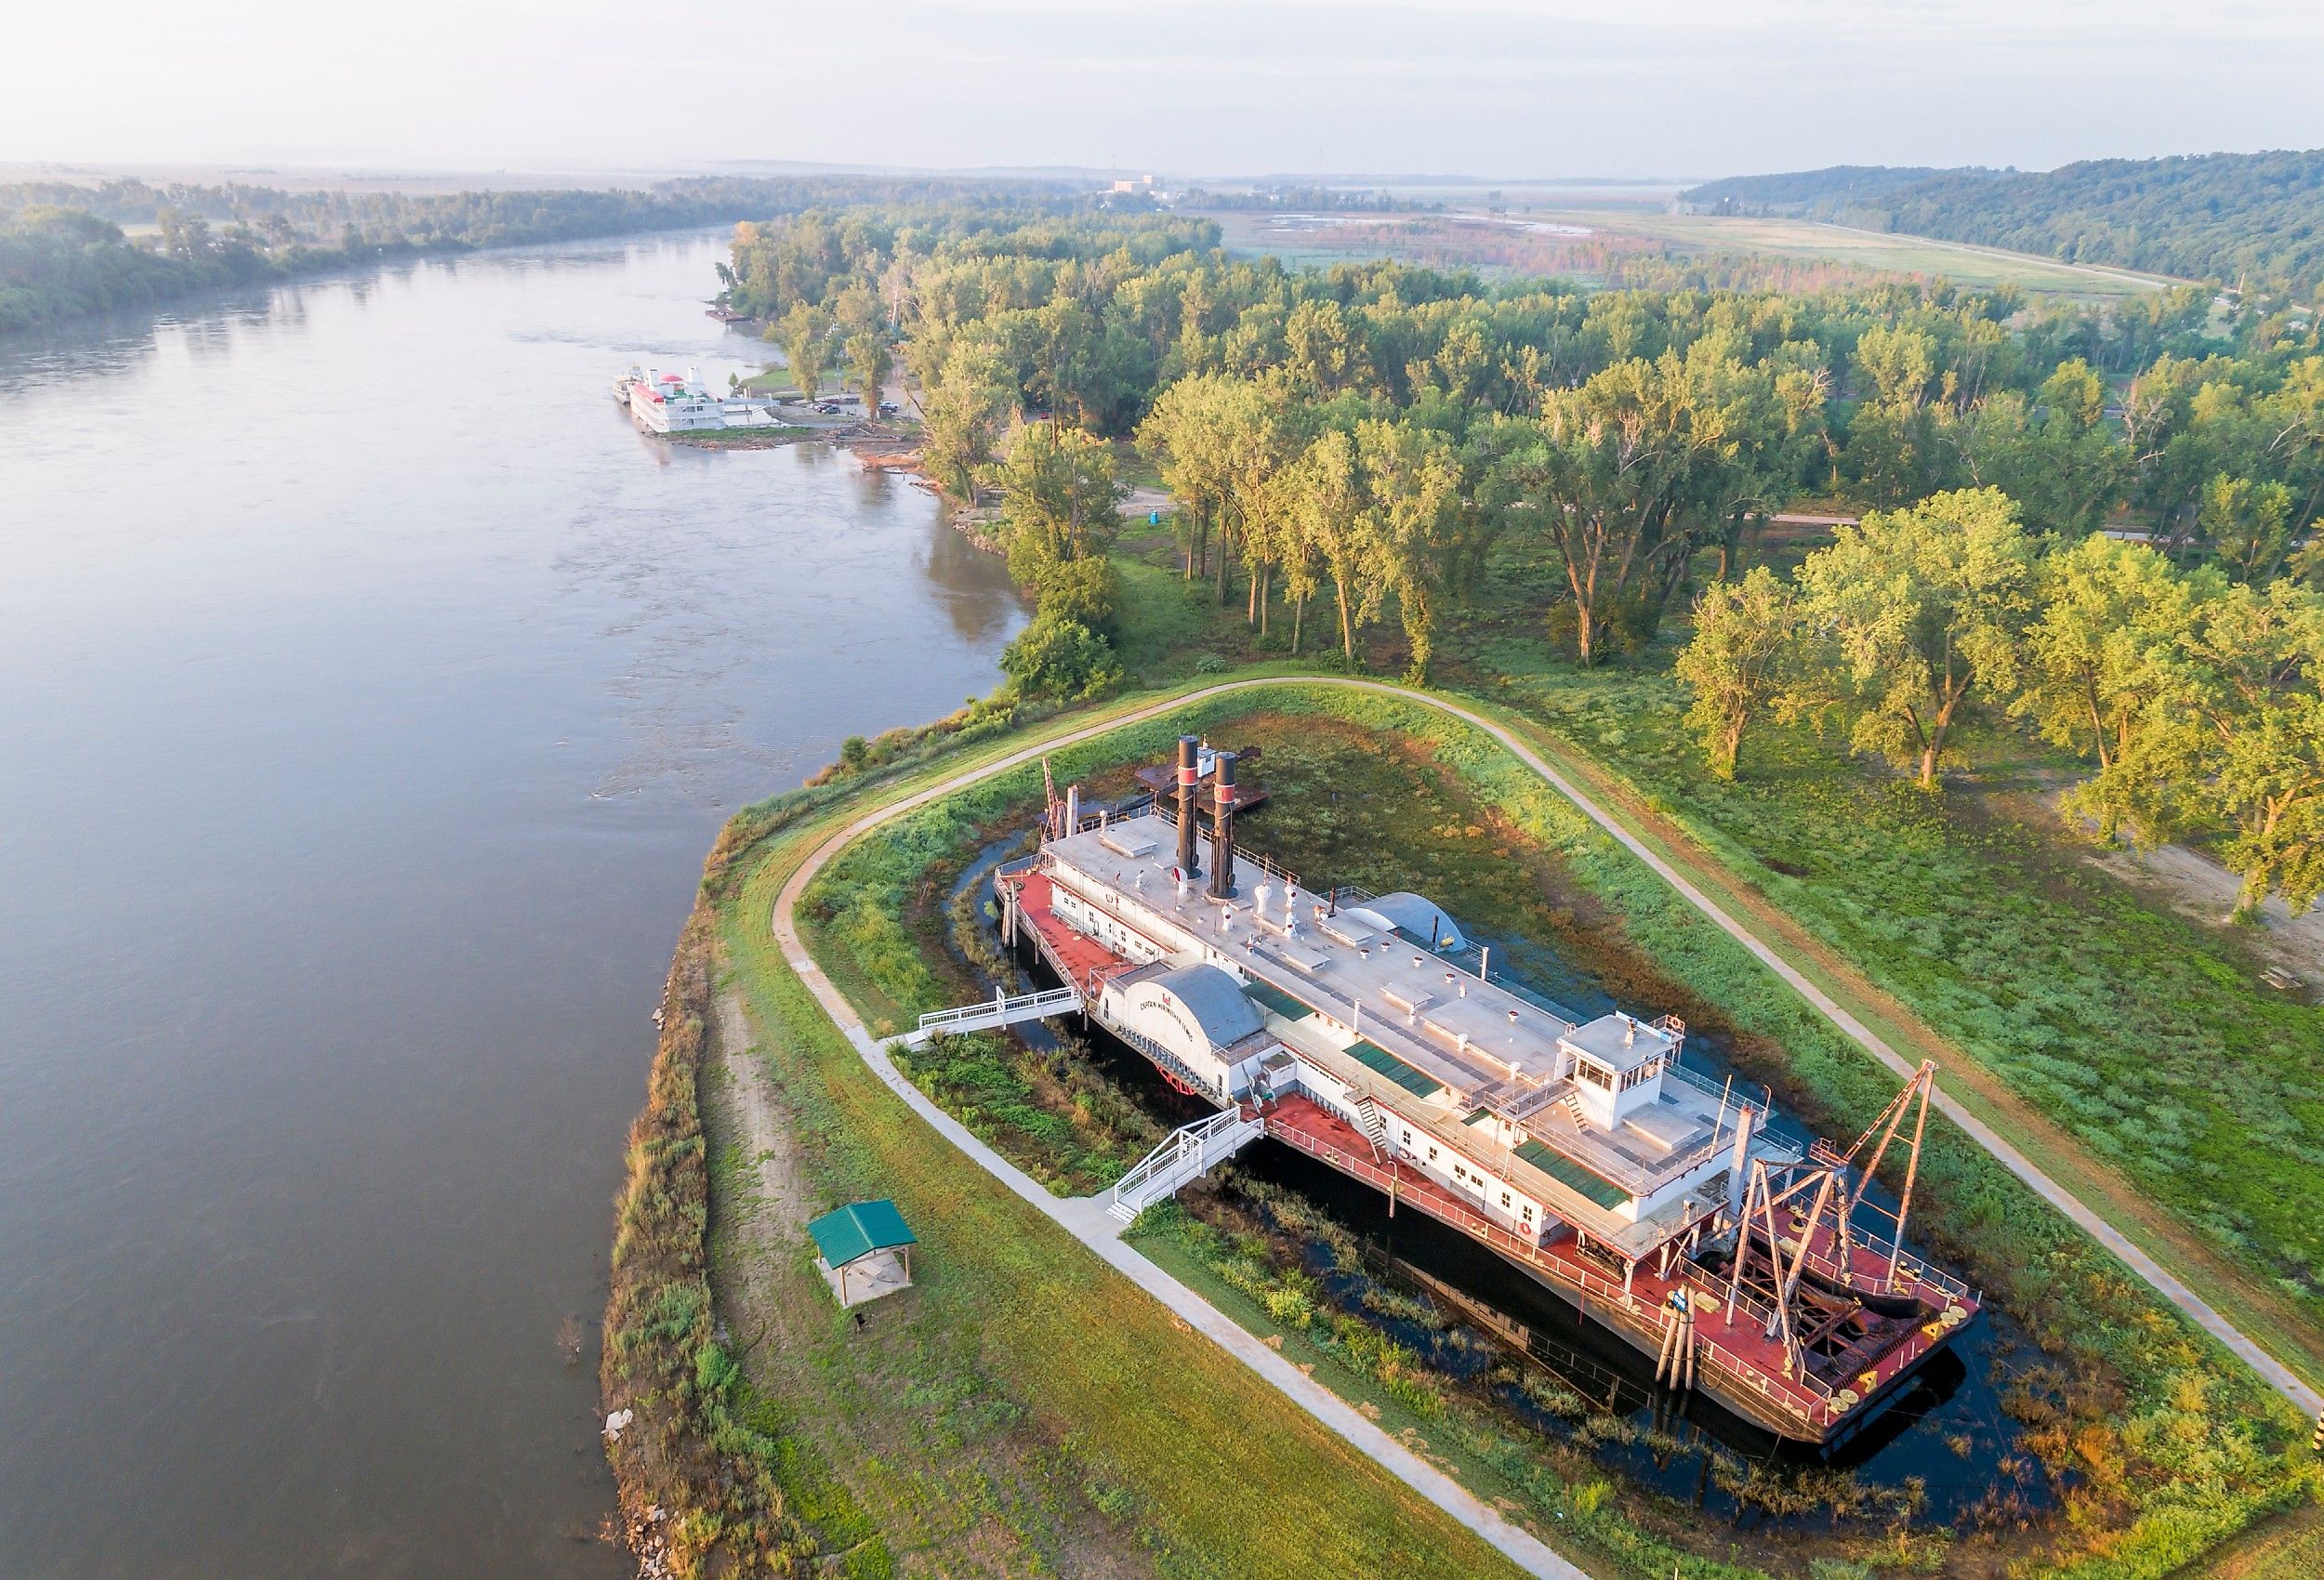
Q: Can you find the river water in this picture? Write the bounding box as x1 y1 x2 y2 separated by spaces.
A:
0 232 1026 1578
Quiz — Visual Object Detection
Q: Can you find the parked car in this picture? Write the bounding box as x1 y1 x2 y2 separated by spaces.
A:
814 402 841 415
878 402 899 415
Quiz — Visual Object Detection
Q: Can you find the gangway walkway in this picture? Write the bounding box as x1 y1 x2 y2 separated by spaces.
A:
1109 1108 1266 1221
903 985 1082 1047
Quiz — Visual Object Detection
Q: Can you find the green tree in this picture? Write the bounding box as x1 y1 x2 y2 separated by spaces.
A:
1674 567 1807 780
1796 487 2037 789
990 420 1124 584
777 302 831 402
1284 427 1388 668
918 340 1013 504
2014 534 2204 786
1353 418 1466 681
2183 581 2324 915
999 612 1121 700
847 331 893 417
2196 473 2299 584
1496 347 1809 666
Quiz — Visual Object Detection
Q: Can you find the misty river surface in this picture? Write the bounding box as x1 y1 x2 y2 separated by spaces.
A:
0 232 1026 1577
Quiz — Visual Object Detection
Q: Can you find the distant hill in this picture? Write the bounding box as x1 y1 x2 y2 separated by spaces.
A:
1681 165 1988 212
1842 151 2324 294
1687 150 2324 296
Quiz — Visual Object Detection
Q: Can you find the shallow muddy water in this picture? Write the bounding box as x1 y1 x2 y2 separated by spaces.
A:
0 231 1025 1578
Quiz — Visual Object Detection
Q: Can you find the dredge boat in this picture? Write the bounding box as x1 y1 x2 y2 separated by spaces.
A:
971 740 1977 1446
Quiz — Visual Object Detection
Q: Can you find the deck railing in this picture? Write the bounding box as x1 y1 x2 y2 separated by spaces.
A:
1264 1113 1842 1425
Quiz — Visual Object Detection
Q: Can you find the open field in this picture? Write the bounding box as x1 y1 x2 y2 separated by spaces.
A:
1531 210 2179 298
1201 204 2179 299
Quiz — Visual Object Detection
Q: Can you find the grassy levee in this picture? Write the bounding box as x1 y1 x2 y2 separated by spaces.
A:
2184 1499 2324 1579
779 677 2318 1580
1481 704 2324 1401
705 726 1538 1579
601 902 816 1577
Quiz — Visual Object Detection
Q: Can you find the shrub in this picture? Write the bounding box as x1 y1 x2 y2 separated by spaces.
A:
1033 555 1120 639
1000 612 1123 701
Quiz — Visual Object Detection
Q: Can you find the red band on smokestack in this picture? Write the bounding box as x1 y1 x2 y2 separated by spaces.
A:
1178 766 1198 784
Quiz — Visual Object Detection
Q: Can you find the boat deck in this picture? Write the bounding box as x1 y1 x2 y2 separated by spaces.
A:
1006 869 1135 993
1261 1092 1969 1438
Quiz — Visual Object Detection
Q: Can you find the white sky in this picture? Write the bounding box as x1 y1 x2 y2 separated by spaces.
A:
9 0 2324 181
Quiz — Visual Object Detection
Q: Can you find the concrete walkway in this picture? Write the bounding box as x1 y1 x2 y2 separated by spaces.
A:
768 678 2318 1563
774 892 1586 1577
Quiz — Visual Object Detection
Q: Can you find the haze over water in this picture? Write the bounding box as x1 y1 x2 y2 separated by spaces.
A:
0 231 1025 1577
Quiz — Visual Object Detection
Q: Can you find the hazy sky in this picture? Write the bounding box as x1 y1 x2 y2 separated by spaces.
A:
12 0 2324 181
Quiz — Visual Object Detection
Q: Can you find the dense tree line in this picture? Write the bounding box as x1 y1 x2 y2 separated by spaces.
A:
0 173 1077 334
1682 165 1989 212
726 204 2322 910
1691 150 2324 301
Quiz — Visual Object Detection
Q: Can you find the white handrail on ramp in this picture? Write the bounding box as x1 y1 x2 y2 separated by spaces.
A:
905 985 1083 1047
1109 1108 1266 1222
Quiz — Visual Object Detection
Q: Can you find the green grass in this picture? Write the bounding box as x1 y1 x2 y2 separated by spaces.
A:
2182 1501 2324 1578
714 792 1539 1579
1480 652 2324 1345
783 686 2320 1578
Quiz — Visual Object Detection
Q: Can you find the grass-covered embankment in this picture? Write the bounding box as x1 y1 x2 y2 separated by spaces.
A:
794 680 2320 1580
1472 656 2324 1374
678 707 1542 1578
599 899 815 1576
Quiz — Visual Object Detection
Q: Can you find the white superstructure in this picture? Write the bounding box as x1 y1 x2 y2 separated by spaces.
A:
1029 807 1792 1257
625 366 786 433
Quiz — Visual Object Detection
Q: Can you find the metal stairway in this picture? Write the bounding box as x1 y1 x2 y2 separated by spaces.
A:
905 986 1083 1047
1353 1092 1392 1157
1108 1108 1266 1221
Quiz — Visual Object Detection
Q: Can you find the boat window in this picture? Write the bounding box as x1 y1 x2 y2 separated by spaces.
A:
1500 1192 1512 1208
1577 1060 1613 1090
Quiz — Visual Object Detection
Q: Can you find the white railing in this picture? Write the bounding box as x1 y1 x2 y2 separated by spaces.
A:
1109 1108 1265 1220
907 986 1082 1047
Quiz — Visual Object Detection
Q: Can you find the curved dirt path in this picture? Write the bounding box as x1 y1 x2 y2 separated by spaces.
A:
771 682 2320 1498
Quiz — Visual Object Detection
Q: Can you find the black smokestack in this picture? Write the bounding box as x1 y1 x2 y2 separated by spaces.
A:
1175 735 1200 877
1208 751 1238 899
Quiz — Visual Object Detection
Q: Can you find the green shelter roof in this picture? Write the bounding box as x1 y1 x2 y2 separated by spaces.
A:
807 1199 918 1268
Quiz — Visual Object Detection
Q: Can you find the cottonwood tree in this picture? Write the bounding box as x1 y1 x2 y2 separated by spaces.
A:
2179 581 2324 915
1796 487 2037 790
1283 427 1389 668
1138 374 1285 603
847 331 893 417
776 302 831 402
2012 533 2206 836
918 341 1014 504
1674 567 1809 781
1495 347 1811 666
989 419 1124 582
1354 418 1467 681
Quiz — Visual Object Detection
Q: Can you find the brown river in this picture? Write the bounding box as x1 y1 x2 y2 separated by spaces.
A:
0 230 1025 1577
